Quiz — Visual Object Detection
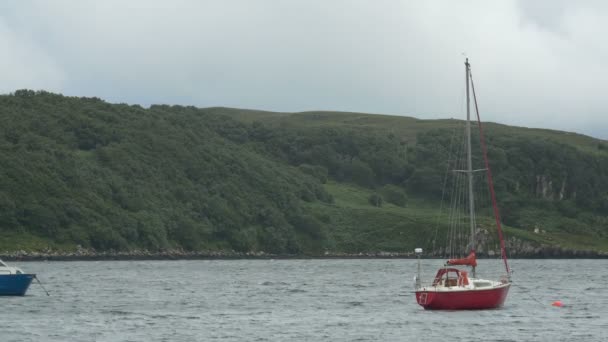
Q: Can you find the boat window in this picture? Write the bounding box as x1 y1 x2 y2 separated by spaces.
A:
444 277 458 287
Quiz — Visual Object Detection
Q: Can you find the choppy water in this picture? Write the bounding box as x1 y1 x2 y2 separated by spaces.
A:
1 259 606 341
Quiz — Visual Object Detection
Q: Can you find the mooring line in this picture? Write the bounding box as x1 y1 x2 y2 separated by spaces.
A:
34 275 50 296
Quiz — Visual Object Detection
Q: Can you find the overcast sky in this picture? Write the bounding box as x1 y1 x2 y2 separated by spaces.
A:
1 0 608 138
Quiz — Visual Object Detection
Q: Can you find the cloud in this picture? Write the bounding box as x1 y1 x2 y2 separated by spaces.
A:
0 17 65 93
1 0 608 138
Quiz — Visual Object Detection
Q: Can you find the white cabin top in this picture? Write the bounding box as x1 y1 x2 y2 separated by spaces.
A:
0 259 24 275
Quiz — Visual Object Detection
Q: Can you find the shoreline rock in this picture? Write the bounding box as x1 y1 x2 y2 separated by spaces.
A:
1 247 606 262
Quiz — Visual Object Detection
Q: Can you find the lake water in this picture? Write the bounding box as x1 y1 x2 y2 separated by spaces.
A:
1 259 606 341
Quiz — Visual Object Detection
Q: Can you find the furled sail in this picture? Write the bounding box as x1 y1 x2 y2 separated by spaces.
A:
447 250 477 267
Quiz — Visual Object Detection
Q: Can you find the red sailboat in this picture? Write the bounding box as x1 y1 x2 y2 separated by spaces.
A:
414 58 511 310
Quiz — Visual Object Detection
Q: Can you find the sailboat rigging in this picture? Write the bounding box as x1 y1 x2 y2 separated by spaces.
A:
414 58 511 310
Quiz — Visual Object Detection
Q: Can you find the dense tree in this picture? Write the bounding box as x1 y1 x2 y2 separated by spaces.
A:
1 90 607 254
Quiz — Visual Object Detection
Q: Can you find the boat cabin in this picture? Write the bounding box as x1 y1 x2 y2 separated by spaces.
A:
0 259 24 275
432 268 469 287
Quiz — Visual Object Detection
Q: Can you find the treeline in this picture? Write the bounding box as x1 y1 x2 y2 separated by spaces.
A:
237 110 608 235
0 90 330 253
1 90 607 254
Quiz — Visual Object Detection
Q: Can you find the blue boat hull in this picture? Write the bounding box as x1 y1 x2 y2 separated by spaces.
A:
0 274 35 296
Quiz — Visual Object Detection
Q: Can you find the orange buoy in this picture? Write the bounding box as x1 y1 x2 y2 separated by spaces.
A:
552 300 563 307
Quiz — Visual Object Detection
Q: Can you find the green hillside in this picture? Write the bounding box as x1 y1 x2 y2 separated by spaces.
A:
1 90 607 256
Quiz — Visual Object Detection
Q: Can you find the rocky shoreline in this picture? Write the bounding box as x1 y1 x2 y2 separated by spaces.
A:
2 246 607 261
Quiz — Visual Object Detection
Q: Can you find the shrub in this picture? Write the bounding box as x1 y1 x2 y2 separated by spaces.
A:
368 193 383 207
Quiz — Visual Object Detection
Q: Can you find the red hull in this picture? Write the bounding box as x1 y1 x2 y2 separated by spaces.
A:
415 284 510 310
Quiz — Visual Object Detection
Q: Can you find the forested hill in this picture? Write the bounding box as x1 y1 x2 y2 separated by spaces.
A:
1 90 608 256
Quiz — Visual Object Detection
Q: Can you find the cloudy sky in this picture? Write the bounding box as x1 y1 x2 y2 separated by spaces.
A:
1 0 607 138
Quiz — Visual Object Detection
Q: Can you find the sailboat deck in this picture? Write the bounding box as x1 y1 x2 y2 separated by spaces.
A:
418 278 509 292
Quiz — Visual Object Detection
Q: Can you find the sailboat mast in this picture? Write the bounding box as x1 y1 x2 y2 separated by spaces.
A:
465 58 476 261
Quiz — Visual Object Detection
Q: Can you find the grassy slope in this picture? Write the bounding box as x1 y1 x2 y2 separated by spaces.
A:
311 181 608 254
222 108 608 254
223 107 607 154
